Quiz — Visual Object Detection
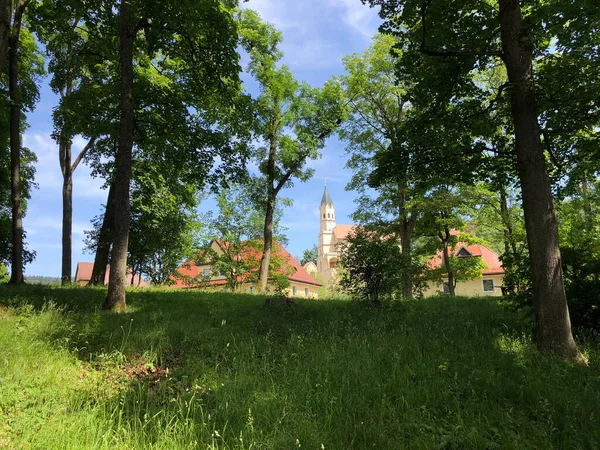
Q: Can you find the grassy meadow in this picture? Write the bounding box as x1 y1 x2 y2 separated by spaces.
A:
0 285 599 449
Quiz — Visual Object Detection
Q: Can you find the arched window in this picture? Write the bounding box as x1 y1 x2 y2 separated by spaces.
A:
323 214 325 218
327 213 330 218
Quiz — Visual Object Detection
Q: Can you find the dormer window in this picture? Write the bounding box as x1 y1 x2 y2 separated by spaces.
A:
455 247 473 257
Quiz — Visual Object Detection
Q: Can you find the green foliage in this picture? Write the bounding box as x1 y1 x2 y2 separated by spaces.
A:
127 163 200 285
193 184 288 292
0 26 44 270
1 285 599 448
338 227 403 304
0 263 8 283
557 179 600 331
299 244 317 266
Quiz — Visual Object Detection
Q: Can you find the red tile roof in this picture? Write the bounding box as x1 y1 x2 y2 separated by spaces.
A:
170 241 322 288
332 224 355 240
74 262 149 287
427 243 504 275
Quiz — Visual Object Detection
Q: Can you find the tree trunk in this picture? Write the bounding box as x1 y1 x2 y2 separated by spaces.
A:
7 0 27 285
499 187 517 256
60 134 73 284
441 232 455 296
257 103 280 294
580 176 592 232
399 220 414 299
258 195 275 293
102 0 135 312
499 0 584 362
0 0 11 74
90 181 115 285
397 184 415 299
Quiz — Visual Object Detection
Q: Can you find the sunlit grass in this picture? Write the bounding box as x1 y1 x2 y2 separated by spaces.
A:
0 285 599 449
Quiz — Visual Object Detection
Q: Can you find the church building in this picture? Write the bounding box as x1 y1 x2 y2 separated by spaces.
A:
317 186 354 284
316 186 505 296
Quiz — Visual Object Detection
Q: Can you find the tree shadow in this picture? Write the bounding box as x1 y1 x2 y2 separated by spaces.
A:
1 285 598 448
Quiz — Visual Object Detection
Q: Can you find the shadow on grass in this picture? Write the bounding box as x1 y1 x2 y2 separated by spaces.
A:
1 284 599 449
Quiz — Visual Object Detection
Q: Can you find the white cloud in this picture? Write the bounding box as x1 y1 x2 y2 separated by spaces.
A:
242 0 381 75
24 132 107 201
333 0 381 38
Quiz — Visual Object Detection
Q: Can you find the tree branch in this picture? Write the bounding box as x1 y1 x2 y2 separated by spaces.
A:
419 0 502 58
71 136 96 172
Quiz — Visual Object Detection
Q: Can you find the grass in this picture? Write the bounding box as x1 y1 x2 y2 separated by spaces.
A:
0 285 599 449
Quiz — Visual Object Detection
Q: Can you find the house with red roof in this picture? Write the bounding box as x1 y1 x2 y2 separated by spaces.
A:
317 186 505 297
169 240 322 298
422 243 505 296
74 262 149 287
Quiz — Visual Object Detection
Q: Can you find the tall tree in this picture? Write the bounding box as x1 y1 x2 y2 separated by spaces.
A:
0 0 10 73
340 33 423 298
6 1 43 284
364 0 587 362
239 9 346 293
55 0 249 310
196 183 287 292
102 0 134 311
32 1 106 285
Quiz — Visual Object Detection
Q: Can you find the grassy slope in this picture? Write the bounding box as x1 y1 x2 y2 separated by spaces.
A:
0 285 598 449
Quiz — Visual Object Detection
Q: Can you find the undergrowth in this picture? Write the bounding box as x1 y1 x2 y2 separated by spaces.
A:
0 285 598 449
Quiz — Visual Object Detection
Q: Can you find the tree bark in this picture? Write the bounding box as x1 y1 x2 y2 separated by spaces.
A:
60 134 73 284
397 186 416 299
102 0 135 312
0 0 11 74
441 229 455 296
499 186 517 257
7 0 27 285
257 102 280 294
258 194 275 293
499 0 584 362
90 181 115 285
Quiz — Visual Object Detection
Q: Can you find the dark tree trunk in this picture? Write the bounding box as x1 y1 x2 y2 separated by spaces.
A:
396 185 414 299
60 134 73 284
90 181 115 285
257 104 280 294
258 194 275 293
580 177 592 232
0 0 11 74
7 0 27 285
102 0 135 312
499 0 584 362
441 229 455 296
399 219 415 299
499 187 517 257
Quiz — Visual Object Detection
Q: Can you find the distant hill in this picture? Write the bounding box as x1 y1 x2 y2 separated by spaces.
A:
25 276 61 285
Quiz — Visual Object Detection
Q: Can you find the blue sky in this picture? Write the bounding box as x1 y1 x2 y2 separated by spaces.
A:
23 0 382 276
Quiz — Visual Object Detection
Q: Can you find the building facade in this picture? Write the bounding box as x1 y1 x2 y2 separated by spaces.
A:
170 240 322 298
316 186 505 297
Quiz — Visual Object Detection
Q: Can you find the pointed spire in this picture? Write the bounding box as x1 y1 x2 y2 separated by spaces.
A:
321 185 333 207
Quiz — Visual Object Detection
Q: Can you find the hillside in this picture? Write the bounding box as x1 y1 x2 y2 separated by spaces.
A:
0 285 598 449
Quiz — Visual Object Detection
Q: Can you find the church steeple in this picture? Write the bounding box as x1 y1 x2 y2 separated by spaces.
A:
321 185 334 207
319 185 336 232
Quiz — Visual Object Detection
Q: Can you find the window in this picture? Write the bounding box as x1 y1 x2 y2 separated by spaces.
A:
249 286 255 294
456 247 473 257
292 285 298 296
327 213 330 218
304 288 309 298
323 214 325 218
202 268 211 278
483 279 494 292
442 282 450 294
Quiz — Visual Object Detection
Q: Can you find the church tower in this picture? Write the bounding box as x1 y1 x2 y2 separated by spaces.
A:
317 185 336 280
